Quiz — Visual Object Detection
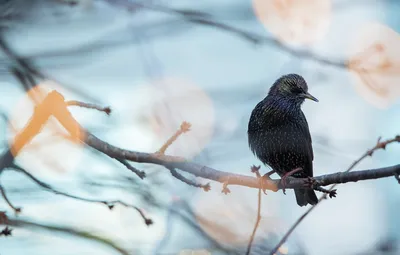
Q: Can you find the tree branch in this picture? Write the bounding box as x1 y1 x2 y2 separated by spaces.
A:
66 100 111 115
104 1 346 68
157 121 191 155
115 158 146 179
0 89 398 234
0 184 21 213
268 136 400 255
3 88 399 192
7 164 153 226
1 1 346 74
168 166 210 192
0 213 130 255
85 129 400 191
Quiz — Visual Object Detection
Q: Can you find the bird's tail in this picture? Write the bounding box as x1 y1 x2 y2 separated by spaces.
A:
294 188 318 207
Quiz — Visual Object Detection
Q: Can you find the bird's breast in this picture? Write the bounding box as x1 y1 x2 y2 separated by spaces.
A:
248 117 309 173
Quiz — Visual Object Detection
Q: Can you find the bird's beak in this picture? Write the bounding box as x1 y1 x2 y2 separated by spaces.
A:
300 92 319 102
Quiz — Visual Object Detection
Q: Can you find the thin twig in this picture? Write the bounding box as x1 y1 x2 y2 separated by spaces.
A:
313 186 337 198
246 167 263 255
66 100 111 115
134 207 153 226
0 185 21 213
104 1 346 68
9 164 153 226
269 136 400 255
221 177 231 194
2 216 129 255
157 121 191 155
168 166 210 192
116 158 146 179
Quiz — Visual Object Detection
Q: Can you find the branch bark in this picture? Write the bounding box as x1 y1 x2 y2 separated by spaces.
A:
0 82 398 255
1 90 399 195
85 130 400 191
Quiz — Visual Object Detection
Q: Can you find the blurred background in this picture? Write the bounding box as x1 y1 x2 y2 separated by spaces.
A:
0 0 399 254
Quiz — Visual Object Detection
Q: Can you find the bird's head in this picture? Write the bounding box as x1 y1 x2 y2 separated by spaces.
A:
268 73 318 104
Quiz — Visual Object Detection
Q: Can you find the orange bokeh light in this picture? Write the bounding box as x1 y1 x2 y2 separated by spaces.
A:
145 77 215 159
347 22 400 108
8 81 85 175
253 0 331 45
193 189 280 246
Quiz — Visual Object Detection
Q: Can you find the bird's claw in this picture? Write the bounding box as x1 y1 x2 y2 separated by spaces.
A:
280 178 288 195
280 167 303 195
251 165 271 194
303 176 317 188
260 173 273 194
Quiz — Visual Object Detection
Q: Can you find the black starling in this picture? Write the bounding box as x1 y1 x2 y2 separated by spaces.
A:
247 73 318 206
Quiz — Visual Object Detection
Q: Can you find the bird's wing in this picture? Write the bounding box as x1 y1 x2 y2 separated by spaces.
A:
299 111 314 177
247 101 265 132
300 111 313 159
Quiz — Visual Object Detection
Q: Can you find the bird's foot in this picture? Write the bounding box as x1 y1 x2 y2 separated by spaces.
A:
280 167 302 195
264 169 275 178
303 176 317 189
260 170 276 194
304 178 338 199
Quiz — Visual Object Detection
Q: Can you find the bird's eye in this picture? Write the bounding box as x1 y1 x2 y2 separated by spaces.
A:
292 86 303 94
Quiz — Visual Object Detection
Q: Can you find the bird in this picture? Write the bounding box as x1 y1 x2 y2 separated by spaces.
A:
247 73 318 206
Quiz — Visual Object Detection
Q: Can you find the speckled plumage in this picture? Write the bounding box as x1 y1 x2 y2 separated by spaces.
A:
247 74 318 206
